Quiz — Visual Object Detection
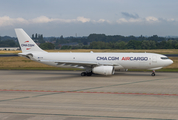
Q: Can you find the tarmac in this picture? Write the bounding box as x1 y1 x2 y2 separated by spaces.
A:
0 70 178 120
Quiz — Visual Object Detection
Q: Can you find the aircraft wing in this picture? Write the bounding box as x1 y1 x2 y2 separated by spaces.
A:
54 61 98 68
39 60 118 68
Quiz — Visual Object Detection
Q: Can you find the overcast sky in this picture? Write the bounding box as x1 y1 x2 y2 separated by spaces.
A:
0 0 178 37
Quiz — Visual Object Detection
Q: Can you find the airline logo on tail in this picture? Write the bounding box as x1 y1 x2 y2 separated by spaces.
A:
21 41 35 47
26 48 31 50
21 41 35 50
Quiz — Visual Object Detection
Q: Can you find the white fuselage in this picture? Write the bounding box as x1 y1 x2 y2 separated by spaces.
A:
31 52 173 70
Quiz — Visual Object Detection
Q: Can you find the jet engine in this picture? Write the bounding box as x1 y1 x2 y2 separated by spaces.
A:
92 66 115 75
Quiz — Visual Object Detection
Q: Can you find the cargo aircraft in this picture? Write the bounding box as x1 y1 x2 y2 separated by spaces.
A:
15 29 173 76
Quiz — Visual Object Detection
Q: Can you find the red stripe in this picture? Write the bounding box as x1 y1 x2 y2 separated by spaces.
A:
26 48 31 50
0 89 177 96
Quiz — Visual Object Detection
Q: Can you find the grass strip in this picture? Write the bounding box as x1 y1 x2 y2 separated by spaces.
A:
1 49 178 54
0 67 178 72
0 67 81 71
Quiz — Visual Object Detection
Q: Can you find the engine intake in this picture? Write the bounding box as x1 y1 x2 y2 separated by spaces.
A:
92 66 115 75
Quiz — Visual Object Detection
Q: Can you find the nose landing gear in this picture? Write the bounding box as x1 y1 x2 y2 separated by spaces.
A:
151 70 155 76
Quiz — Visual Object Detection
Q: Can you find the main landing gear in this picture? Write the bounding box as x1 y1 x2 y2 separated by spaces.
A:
151 70 155 76
81 72 92 76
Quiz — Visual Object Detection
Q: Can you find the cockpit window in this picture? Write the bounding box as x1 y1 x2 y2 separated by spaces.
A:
161 57 169 60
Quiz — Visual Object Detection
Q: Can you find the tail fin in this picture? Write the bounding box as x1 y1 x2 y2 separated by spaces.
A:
15 28 46 53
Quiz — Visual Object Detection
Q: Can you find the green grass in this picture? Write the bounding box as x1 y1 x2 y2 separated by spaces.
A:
1 49 178 54
0 67 82 71
156 68 178 72
128 68 178 72
0 67 177 72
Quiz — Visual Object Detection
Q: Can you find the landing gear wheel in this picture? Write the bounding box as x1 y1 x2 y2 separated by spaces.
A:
151 73 155 76
81 72 86 76
81 72 92 76
86 72 92 76
151 70 155 76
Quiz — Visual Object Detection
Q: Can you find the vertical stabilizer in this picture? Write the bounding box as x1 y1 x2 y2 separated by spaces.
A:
15 28 46 53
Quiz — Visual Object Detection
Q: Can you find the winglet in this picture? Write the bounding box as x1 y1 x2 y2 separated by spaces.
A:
15 28 46 53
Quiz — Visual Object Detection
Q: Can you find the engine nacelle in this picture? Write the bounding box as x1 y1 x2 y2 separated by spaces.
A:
92 66 115 75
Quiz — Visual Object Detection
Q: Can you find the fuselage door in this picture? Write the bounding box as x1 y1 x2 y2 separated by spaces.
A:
152 55 157 63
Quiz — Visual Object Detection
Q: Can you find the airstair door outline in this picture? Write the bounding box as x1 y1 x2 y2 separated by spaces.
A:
152 55 157 63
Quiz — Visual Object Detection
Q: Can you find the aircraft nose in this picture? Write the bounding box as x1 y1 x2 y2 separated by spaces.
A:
168 59 173 65
170 59 173 64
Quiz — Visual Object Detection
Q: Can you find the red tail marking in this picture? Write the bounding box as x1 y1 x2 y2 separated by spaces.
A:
26 48 31 50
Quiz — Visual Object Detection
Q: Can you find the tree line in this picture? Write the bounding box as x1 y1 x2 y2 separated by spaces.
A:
59 34 178 49
0 34 178 49
0 36 18 47
61 40 178 49
0 40 18 47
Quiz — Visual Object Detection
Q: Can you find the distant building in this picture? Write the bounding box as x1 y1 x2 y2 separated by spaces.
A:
0 47 20 51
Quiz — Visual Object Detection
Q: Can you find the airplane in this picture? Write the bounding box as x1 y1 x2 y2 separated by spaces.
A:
15 28 173 76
